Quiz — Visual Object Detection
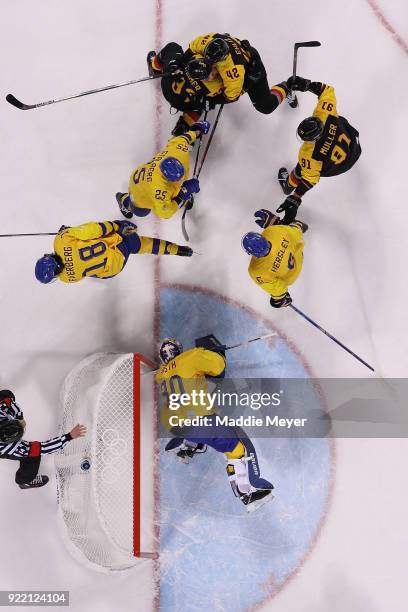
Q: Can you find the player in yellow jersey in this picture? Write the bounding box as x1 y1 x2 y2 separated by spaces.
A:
34 220 192 284
147 33 292 136
276 76 362 224
156 335 274 511
243 210 307 308
116 122 210 220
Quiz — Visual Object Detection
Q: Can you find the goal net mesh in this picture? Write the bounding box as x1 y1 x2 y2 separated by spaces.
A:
55 352 153 572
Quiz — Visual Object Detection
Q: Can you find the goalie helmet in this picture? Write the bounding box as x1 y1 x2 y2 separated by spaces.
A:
35 254 64 284
204 37 229 63
159 157 185 182
0 418 24 444
242 232 271 258
185 58 212 81
297 116 324 141
159 338 183 364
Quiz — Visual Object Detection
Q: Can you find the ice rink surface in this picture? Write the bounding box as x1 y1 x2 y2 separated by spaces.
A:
1 1 408 611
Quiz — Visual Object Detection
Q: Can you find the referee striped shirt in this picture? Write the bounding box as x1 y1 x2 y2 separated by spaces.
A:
0 433 72 459
0 398 72 459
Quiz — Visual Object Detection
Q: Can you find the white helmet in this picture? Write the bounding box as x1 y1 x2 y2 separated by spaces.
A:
159 338 183 364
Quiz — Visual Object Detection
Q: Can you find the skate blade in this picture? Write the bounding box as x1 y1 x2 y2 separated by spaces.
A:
246 492 274 513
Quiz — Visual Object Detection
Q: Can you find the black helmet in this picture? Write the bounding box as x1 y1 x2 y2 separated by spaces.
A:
204 37 229 63
0 419 24 444
0 390 15 405
297 116 324 141
185 58 212 80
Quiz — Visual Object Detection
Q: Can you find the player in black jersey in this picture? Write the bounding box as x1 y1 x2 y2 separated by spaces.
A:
277 77 362 224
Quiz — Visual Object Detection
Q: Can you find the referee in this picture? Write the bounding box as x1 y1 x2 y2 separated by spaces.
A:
0 390 86 490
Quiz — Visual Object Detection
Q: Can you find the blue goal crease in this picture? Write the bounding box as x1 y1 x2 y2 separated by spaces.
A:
159 287 332 612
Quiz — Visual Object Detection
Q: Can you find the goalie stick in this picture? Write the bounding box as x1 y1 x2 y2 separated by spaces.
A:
288 40 321 108
6 73 169 111
223 331 278 351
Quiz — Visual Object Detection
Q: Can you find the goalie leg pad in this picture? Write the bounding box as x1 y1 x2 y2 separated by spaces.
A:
241 437 274 491
226 437 274 508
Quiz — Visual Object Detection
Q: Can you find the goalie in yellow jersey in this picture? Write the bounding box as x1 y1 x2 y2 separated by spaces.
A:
34 220 192 284
147 33 292 136
276 77 362 224
156 335 274 512
243 210 307 309
116 122 210 221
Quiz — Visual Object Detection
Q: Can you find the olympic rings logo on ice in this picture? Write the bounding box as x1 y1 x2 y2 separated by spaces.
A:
98 428 130 484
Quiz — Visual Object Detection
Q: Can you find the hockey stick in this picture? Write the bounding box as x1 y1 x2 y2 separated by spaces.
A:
193 110 209 177
181 105 224 241
0 232 57 237
6 73 169 111
181 202 192 242
223 331 278 351
289 40 321 108
196 104 224 179
289 304 375 372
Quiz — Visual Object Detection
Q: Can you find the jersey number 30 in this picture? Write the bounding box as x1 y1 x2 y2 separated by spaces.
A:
160 375 185 409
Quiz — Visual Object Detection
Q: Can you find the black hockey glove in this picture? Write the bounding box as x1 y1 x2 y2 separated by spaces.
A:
204 98 218 111
177 246 193 257
254 209 280 229
287 76 311 92
270 293 292 309
167 58 182 75
58 225 70 233
276 194 301 225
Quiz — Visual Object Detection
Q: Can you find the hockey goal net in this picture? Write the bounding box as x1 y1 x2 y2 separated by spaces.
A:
55 352 157 572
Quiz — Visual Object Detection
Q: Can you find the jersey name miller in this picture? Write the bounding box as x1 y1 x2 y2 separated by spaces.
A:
319 122 338 156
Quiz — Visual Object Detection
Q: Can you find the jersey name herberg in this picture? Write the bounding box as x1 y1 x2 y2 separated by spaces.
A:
63 246 76 281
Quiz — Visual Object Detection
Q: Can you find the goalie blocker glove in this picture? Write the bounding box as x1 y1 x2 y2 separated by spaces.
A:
276 193 302 225
270 292 292 309
165 438 207 464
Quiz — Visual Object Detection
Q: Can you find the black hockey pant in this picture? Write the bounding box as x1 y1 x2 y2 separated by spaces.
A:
1 454 41 485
